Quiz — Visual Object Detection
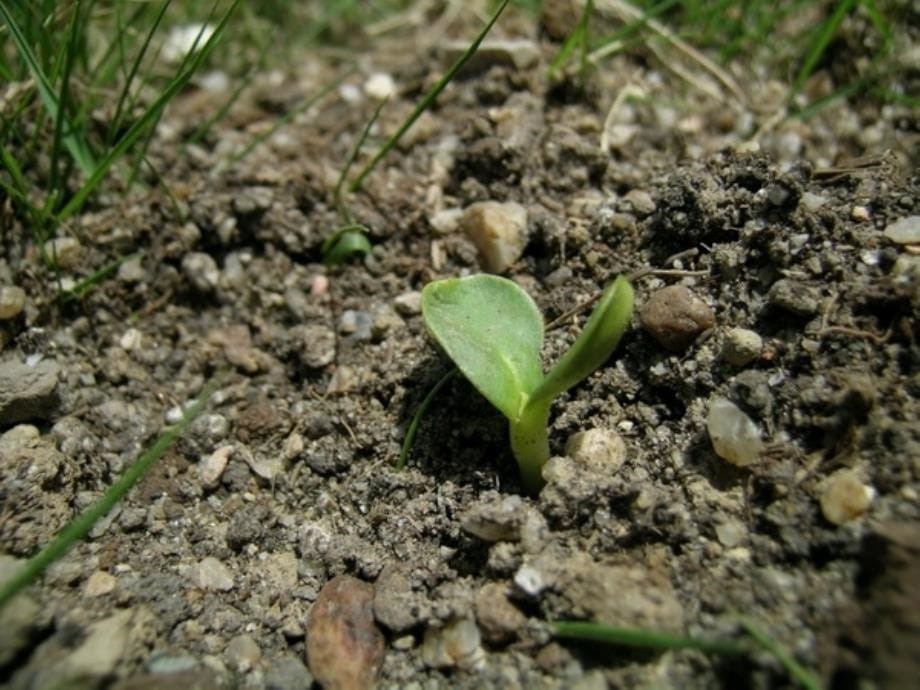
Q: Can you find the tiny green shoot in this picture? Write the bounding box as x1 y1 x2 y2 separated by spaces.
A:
421 274 633 493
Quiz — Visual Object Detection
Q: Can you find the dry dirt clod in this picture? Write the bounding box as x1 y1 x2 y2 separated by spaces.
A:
307 575 385 690
474 582 527 644
639 285 715 351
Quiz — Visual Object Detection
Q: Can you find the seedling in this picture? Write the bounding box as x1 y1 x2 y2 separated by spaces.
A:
421 274 633 493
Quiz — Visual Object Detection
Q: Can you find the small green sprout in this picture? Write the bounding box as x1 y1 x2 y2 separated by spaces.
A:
421 274 633 493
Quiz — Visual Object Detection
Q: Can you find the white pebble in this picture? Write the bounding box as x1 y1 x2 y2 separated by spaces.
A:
200 445 233 490
364 72 396 100
850 205 870 222
119 328 143 351
422 619 484 671
820 469 873 525
43 237 82 270
0 285 26 320
565 428 626 474
461 201 528 273
707 397 763 466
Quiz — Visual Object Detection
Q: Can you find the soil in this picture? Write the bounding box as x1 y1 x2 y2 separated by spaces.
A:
1 4 918 690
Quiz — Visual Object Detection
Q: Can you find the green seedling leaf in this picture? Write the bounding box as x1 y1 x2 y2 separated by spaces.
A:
422 275 543 420
322 224 373 265
421 273 633 492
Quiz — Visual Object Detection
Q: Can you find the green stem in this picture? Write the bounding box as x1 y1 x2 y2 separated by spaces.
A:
510 398 552 494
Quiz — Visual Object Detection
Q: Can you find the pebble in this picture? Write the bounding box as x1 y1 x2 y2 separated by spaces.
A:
461 494 528 542
118 327 143 351
565 428 627 474
820 469 873 525
883 215 920 245
851 205 870 222
233 186 274 215
421 618 485 671
0 285 26 319
34 608 156 687
339 310 373 343
200 445 232 489
428 208 463 235
639 285 715 351
264 653 313 690
307 575 384 690
43 236 82 269
0 357 60 425
768 278 820 316
226 634 261 672
0 555 41 666
373 565 424 633
293 324 337 369
714 518 747 548
622 189 656 216
707 397 763 467
721 327 763 366
117 255 146 283
462 200 528 273
182 252 220 292
474 582 527 644
800 192 827 211
513 564 545 597
84 570 117 597
393 290 422 316
192 556 234 591
363 72 396 100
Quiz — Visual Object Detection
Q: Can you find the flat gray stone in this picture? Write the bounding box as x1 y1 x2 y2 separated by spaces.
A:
0 358 60 425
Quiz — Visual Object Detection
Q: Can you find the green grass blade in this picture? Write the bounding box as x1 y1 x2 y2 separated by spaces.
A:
56 0 243 220
225 66 354 166
0 2 96 175
56 252 141 303
791 0 857 98
107 0 174 147
0 376 222 611
397 368 458 471
740 619 823 690
551 621 750 656
348 0 511 193
335 96 388 222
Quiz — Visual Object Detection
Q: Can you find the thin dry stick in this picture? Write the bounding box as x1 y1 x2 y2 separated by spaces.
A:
596 0 747 105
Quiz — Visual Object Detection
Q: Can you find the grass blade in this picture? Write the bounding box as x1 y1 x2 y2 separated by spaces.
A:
551 621 749 656
56 0 243 221
790 0 857 98
348 0 511 192
0 2 96 175
0 376 222 611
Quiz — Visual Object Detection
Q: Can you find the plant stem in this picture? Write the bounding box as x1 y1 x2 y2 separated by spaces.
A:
510 398 552 494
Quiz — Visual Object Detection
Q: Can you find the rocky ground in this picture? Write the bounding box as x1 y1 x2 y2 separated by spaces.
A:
1 3 918 689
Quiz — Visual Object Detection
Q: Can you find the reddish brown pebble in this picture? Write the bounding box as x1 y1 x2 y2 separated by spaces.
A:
640 285 715 352
307 575 384 690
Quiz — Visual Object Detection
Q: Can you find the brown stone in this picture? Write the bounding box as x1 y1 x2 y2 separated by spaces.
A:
307 575 384 690
639 285 715 351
